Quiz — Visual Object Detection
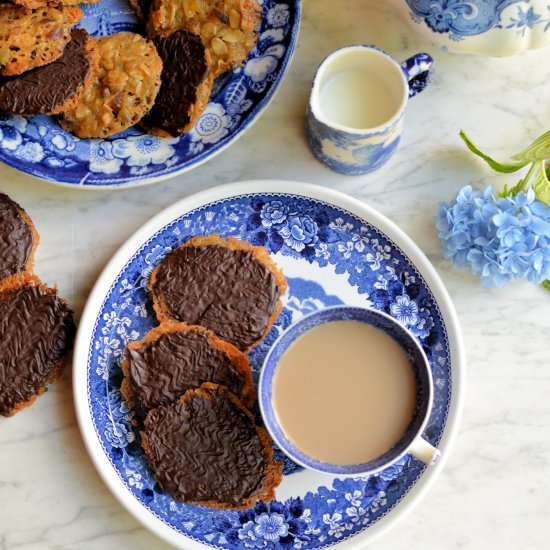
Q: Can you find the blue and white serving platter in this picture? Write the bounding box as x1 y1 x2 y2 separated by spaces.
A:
0 1 300 188
74 180 465 549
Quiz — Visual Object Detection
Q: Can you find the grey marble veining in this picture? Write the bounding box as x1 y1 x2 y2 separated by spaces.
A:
1 1 550 548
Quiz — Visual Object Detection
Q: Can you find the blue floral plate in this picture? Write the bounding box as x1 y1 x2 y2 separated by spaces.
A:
0 1 300 188
73 181 465 549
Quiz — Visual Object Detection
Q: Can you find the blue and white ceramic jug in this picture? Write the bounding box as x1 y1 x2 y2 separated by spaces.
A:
391 0 550 55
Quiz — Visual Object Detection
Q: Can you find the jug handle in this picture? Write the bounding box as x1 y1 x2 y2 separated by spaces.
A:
400 53 435 98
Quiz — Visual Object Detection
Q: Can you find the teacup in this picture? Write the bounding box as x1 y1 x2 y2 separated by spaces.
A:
259 306 440 476
305 45 434 175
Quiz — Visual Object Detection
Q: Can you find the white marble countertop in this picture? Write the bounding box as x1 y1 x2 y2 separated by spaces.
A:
1 1 550 549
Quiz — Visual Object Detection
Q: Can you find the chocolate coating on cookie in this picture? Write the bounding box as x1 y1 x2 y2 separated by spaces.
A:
0 193 34 280
0 282 75 416
141 30 210 136
125 328 248 420
0 28 91 115
141 384 270 506
151 244 280 350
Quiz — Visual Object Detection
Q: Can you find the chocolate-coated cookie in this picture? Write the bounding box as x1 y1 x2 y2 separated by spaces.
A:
0 273 76 417
0 3 83 76
0 28 95 115
121 322 254 421
141 383 282 508
140 30 213 136
149 235 287 352
148 0 262 76
0 193 39 281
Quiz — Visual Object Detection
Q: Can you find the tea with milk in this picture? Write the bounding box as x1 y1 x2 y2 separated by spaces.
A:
272 320 417 465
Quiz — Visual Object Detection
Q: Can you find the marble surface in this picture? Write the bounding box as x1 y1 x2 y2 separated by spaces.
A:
1 1 550 548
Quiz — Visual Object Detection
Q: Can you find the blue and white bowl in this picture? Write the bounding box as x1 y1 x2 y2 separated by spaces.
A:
259 305 437 477
0 0 301 188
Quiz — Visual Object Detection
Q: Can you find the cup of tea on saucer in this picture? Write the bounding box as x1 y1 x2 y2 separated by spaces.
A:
259 305 440 476
305 45 434 175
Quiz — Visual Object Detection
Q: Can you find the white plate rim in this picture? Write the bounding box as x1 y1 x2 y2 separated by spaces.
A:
73 179 466 549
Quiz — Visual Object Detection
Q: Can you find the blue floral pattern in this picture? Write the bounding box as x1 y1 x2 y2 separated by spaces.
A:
0 0 300 187
406 0 550 40
85 193 453 548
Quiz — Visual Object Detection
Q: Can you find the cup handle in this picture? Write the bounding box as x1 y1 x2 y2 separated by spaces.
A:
400 53 435 99
409 435 441 465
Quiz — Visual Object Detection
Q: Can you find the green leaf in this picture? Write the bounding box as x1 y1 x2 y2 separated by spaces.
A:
532 161 550 207
543 280 550 293
460 130 528 173
511 129 550 162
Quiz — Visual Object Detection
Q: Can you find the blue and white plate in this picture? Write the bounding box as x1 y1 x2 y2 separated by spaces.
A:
74 181 465 549
0 1 300 188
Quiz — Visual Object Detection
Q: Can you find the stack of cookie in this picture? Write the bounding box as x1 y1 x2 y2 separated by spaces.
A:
0 0 262 138
0 193 75 418
121 235 288 509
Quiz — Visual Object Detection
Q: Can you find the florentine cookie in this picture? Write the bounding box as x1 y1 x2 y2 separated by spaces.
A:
140 30 213 136
148 0 262 76
59 32 162 138
121 322 254 421
0 28 95 115
0 193 39 281
0 273 76 417
150 235 287 352
9 0 99 10
141 383 282 508
128 0 153 21
0 3 83 76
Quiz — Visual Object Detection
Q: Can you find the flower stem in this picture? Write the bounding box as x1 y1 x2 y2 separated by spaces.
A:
499 162 537 198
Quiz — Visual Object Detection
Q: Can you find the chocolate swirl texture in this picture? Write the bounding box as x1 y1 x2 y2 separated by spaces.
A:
141 30 210 136
125 327 248 420
141 384 270 507
0 28 91 115
0 283 76 416
151 244 280 350
0 193 33 280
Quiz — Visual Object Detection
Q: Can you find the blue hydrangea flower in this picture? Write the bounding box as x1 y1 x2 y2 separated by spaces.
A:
436 186 550 287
